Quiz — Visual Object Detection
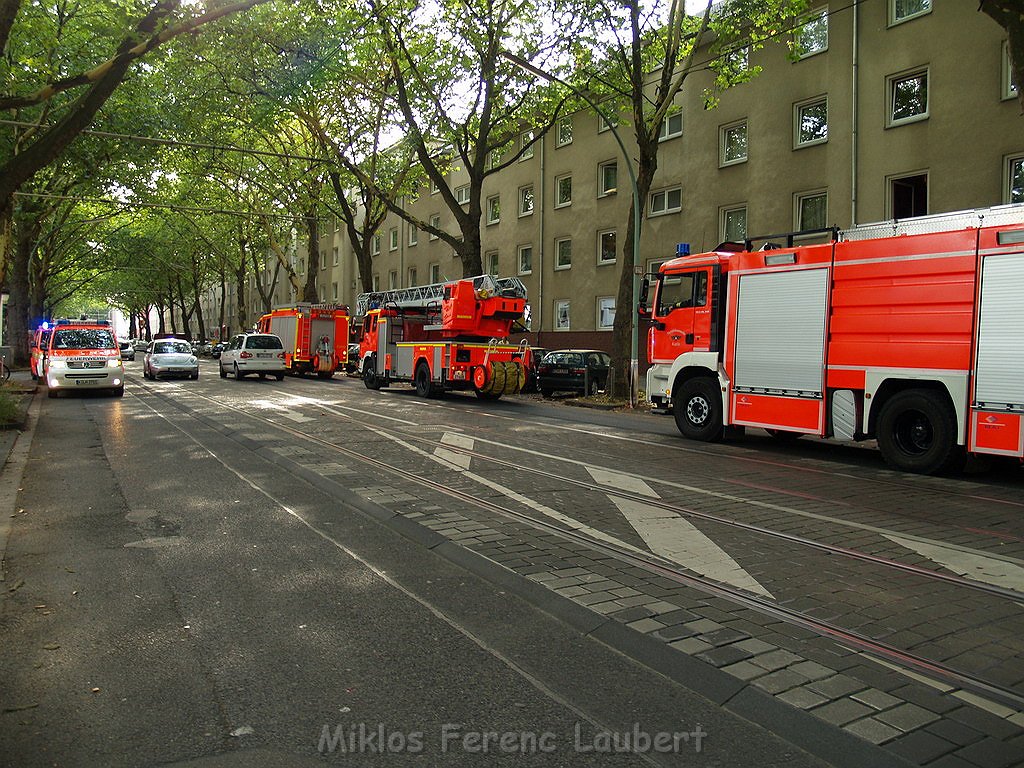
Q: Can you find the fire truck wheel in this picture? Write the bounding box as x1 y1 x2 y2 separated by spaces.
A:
673 377 723 442
414 362 433 398
363 356 382 390
877 389 962 475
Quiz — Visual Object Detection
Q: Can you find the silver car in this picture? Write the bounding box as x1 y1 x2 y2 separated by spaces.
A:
219 333 286 380
144 338 199 380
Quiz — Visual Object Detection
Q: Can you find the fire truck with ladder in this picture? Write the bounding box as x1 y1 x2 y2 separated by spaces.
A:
356 274 531 399
257 303 349 378
641 204 1024 475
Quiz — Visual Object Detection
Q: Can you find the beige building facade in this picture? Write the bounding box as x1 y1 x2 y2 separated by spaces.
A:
208 1 1020 350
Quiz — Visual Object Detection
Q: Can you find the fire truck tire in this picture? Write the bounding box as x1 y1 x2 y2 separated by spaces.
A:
363 356 383 390
414 362 434 398
877 389 962 475
673 377 723 442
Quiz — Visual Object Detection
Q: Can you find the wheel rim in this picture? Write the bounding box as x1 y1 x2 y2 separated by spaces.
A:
892 409 933 456
686 395 709 426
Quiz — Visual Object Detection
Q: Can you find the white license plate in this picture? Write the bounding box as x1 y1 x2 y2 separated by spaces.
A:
257 353 272 359
553 368 569 375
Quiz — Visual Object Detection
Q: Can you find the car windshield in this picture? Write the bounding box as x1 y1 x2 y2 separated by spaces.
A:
246 336 283 350
545 352 583 366
52 329 115 350
154 341 192 354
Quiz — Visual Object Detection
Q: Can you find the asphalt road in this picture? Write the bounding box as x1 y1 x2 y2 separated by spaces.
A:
0 362 828 768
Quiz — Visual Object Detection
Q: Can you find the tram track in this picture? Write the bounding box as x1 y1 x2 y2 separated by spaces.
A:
126 374 1024 713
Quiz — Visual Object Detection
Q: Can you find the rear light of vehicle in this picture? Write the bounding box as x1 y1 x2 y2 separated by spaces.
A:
277 352 285 359
538 365 550 373
572 368 586 375
240 351 253 359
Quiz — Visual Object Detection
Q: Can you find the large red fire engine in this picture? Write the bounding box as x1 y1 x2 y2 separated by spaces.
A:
357 274 531 399
257 303 349 378
642 205 1024 474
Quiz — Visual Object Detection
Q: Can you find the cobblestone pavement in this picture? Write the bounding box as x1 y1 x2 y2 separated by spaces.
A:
40 367 1024 767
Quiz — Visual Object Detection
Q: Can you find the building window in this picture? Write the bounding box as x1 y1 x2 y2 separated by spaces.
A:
889 172 928 218
372 274 380 291
409 226 418 246
888 68 929 126
555 174 572 207
332 246 339 265
298 258 305 274
599 161 617 196
1006 155 1024 204
597 297 615 330
332 282 338 300
430 178 441 194
429 263 441 283
554 300 570 330
721 205 747 242
649 186 682 216
795 97 828 147
487 195 500 224
371 236 381 256
518 244 533 275
598 107 618 132
485 251 499 276
720 121 748 166
455 185 470 204
795 9 828 58
389 227 399 251
388 270 397 289
520 130 535 160
796 191 828 230
1004 41 1018 101
429 214 440 239
519 185 535 216
890 0 930 26
334 217 340 232
320 250 326 270
408 267 417 287
598 230 616 264
555 237 572 269
658 113 683 141
557 117 573 146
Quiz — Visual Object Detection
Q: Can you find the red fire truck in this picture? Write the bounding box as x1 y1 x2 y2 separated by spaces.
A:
257 303 349 378
357 274 531 399
641 205 1024 475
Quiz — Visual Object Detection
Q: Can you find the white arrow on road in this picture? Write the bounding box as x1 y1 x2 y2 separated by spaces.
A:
884 534 1024 593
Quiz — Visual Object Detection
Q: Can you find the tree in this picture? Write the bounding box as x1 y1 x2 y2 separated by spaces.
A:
980 1 1024 113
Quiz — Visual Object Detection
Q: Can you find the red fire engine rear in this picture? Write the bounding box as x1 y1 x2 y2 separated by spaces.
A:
642 205 1024 475
357 275 531 399
257 303 349 378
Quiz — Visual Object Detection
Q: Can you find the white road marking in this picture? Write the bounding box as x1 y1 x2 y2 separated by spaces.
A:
884 534 1024 593
586 467 659 498
435 432 475 470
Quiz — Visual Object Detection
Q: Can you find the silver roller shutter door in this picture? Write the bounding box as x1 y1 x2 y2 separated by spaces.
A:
975 253 1024 410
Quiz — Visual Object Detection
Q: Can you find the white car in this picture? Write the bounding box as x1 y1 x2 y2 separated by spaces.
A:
219 333 286 380
144 338 199 380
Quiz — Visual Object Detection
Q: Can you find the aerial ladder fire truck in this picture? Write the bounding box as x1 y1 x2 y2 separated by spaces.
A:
356 274 531 399
641 204 1024 475
257 303 349 378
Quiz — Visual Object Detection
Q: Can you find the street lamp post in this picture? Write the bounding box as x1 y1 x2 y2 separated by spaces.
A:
500 51 642 408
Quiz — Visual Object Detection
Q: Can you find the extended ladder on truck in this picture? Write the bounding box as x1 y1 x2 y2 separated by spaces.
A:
355 275 528 316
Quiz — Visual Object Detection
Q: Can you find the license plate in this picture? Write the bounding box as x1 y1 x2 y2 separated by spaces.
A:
257 353 271 358
75 380 96 385
553 368 568 375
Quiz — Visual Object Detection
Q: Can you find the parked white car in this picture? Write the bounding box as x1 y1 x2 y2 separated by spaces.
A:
219 333 286 380
143 338 199 380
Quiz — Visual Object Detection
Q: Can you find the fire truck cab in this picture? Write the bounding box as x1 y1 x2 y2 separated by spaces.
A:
29 323 54 381
642 205 1024 475
357 274 531 399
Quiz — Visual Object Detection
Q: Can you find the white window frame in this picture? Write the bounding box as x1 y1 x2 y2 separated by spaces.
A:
520 130 535 160
795 190 828 231
795 8 828 59
429 214 441 240
555 237 572 270
598 160 617 197
554 300 571 330
429 263 441 284
598 107 618 133
649 186 682 217
485 251 499 276
555 174 572 208
557 117 573 146
388 270 398 289
889 0 930 27
487 195 501 225
408 267 417 287
320 250 326 271
887 67 929 127
332 246 339 266
1003 41 1018 102
658 112 683 141
455 185 470 205
598 229 617 265
430 178 441 194
372 274 380 291
371 235 381 256
1004 154 1024 204
389 227 399 251
597 297 615 330
720 120 748 166
409 226 418 246
720 205 748 242
518 244 533 275
332 282 338 301
794 96 828 148
519 185 535 217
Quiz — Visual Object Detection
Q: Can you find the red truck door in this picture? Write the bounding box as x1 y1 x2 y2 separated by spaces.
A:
652 267 712 359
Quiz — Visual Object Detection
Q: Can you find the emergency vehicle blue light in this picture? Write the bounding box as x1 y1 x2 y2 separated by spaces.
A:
676 243 690 256
41 322 50 330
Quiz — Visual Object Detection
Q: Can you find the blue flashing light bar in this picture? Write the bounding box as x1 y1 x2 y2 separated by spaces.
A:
676 243 691 256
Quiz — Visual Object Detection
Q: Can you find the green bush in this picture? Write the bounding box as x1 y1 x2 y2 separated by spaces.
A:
0 387 19 426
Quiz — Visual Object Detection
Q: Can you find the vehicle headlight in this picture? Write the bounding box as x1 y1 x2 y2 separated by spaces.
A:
107 358 122 368
48 359 67 369
188 356 197 365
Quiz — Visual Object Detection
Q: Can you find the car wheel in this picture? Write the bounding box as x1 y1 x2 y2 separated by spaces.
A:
191 371 199 380
112 387 124 398
275 373 284 381
673 377 723 442
540 388 553 398
219 363 227 379
47 386 58 399
234 363 244 380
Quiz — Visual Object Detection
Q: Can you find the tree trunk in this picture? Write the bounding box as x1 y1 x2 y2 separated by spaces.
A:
235 261 248 331
303 207 319 302
6 216 33 366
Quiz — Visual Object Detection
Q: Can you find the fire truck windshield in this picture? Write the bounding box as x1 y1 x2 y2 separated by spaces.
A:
657 271 707 315
52 329 116 350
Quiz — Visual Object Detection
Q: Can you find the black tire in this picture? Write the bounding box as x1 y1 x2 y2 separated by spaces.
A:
877 389 962 475
191 371 199 381
219 363 227 379
317 371 333 379
363 356 382 390
112 387 124 398
47 386 58 399
540 388 553 398
476 390 502 401
234 363 244 381
414 362 433 398
275 373 284 381
673 377 723 442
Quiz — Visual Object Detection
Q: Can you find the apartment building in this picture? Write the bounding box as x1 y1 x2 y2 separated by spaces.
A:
215 0 1019 350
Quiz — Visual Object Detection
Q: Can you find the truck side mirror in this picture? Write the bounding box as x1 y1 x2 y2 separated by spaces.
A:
638 276 650 317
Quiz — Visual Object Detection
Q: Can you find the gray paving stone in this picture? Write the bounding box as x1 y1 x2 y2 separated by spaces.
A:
720 660 768 682
651 624 697 643
669 637 713 655
700 627 748 647
556 585 590 598
610 606 656 623
851 688 902 712
842 717 902 746
925 717 987 748
750 649 803 672
876 703 941 733
696 644 753 669
576 591 619 606
787 660 834 682
644 600 683 614
810 698 875 727
733 638 776 656
886 729 959 765
626 618 666 634
752 669 811 695
953 737 1024 768
777 687 829 710
806 674 867 700
683 618 722 635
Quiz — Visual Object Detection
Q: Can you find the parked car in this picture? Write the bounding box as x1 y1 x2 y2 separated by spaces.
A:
210 342 227 359
219 332 286 380
143 338 199 380
133 339 149 353
119 341 135 361
536 349 612 397
521 346 548 393
345 342 361 374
